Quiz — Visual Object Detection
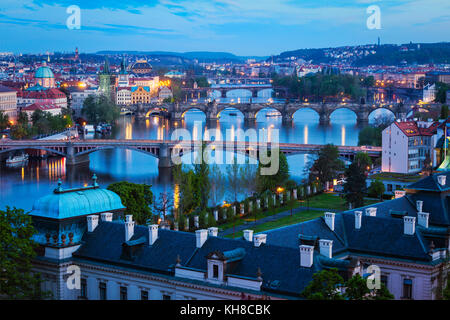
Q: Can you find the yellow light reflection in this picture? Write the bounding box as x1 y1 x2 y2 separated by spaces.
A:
125 122 132 140
341 125 346 146
304 125 308 144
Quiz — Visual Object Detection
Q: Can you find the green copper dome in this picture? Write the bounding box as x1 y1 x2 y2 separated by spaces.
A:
35 66 54 79
30 185 125 220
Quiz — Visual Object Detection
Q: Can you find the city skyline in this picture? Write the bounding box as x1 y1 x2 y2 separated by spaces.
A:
0 0 449 55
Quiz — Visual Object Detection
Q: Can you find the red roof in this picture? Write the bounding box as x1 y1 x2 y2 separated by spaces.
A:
22 102 61 112
18 88 65 99
395 121 438 137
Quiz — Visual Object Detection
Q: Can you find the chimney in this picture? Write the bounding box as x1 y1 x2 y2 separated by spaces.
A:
437 175 446 187
324 212 335 231
148 224 158 245
243 229 253 242
416 200 423 213
355 211 362 229
418 212 429 228
101 212 113 222
208 227 218 237
319 239 333 258
299 245 314 267
195 229 208 248
403 216 416 235
124 215 135 241
87 215 99 232
365 207 377 217
254 234 267 247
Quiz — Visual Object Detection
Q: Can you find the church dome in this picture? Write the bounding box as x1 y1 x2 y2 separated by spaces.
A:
30 186 125 219
35 66 54 79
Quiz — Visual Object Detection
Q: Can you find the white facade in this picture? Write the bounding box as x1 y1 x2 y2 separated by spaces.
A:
382 121 436 174
116 88 132 106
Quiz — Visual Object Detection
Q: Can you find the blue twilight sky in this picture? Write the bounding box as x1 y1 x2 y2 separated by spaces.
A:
0 0 449 56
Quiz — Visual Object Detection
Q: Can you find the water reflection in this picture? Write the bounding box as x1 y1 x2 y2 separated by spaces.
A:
0 107 375 210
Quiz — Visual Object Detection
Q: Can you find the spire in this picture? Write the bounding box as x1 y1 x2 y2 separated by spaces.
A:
103 57 110 74
92 174 98 187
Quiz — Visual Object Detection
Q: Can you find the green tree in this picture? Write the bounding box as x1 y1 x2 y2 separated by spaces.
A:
173 165 201 215
82 94 120 125
256 149 289 193
227 155 241 202
194 149 210 210
440 104 449 120
344 157 368 209
368 179 385 200
308 144 344 184
210 164 225 207
443 279 450 300
435 82 450 104
301 268 345 300
0 111 10 131
345 274 394 300
107 182 153 225
17 112 29 126
358 126 383 146
0 207 46 299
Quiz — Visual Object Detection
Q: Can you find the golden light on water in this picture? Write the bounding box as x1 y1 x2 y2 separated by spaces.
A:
341 125 346 146
304 125 308 144
125 122 132 140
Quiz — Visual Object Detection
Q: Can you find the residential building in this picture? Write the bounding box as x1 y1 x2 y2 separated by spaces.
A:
22 102 61 117
68 86 98 116
158 86 173 101
17 87 67 109
382 120 440 174
31 174 450 300
423 84 436 103
0 84 17 121
131 86 152 104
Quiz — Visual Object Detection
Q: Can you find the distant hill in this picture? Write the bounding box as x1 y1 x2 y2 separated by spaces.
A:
273 42 450 66
96 51 267 63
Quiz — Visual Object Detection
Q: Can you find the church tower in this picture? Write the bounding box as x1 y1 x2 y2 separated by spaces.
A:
99 58 113 100
117 57 129 87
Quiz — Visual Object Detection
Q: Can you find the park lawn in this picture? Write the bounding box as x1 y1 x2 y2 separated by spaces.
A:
218 201 300 231
300 192 380 212
224 210 324 239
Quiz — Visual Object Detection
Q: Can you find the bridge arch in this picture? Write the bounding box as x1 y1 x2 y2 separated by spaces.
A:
329 107 358 122
74 146 160 159
181 106 207 119
216 106 244 119
226 89 252 98
257 88 274 98
145 107 168 118
0 146 67 157
291 107 321 122
368 107 396 121
255 106 282 120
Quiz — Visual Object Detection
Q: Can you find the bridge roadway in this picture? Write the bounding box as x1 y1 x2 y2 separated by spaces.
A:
0 139 381 167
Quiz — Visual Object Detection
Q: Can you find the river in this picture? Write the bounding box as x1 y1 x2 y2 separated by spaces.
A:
0 108 390 211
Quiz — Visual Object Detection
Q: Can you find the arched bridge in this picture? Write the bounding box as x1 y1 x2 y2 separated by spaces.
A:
0 139 381 167
130 101 419 125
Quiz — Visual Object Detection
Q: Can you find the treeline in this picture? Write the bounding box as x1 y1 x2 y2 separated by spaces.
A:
272 73 373 101
7 109 73 140
82 94 120 125
355 44 450 66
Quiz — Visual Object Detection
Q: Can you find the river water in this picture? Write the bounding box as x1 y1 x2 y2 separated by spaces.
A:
0 108 389 211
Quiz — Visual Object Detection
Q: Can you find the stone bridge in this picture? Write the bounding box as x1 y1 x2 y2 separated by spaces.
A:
0 139 381 167
131 101 416 125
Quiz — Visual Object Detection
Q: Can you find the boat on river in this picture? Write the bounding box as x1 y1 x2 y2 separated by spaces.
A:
6 153 29 165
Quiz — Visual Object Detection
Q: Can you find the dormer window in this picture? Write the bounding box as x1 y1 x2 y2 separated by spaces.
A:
213 264 219 279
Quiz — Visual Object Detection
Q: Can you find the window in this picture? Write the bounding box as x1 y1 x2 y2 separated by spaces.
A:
141 290 149 300
213 264 219 279
99 282 107 300
162 294 171 300
403 279 412 299
80 278 87 299
120 286 128 300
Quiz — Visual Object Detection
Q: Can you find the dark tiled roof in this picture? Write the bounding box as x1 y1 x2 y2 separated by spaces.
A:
407 172 450 192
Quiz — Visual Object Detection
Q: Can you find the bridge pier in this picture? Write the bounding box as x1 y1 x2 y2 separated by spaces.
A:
158 143 173 169
281 113 293 125
319 112 330 126
356 111 369 126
